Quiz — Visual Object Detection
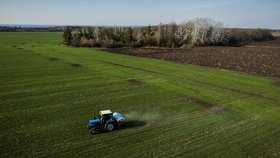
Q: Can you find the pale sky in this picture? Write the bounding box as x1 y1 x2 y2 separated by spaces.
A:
0 0 280 29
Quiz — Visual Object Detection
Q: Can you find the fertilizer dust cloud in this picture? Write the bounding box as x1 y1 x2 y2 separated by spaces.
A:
120 111 159 129
124 111 159 122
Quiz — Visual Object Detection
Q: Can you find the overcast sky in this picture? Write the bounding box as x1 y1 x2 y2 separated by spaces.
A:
0 0 279 29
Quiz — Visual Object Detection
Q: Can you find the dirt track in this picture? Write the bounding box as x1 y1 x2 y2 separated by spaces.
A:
103 39 280 78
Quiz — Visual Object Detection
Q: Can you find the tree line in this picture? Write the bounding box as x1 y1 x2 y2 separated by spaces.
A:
63 18 274 48
0 26 63 32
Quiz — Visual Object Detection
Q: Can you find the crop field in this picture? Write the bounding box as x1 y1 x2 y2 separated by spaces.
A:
0 32 280 157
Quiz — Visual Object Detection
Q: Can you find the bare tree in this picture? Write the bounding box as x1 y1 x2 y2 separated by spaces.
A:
186 18 228 46
94 27 101 42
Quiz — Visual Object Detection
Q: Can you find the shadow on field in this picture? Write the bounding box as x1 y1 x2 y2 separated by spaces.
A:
48 57 59 61
127 79 143 86
120 120 146 129
65 63 81 68
181 95 228 113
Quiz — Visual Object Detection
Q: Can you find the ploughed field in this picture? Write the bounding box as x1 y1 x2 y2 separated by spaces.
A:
0 32 280 157
104 38 280 78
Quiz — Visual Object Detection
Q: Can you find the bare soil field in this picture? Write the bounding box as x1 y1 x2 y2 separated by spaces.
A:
103 39 280 78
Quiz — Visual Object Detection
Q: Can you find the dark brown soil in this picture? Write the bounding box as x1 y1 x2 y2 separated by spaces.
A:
103 39 280 78
70 63 81 68
181 96 227 113
127 79 143 86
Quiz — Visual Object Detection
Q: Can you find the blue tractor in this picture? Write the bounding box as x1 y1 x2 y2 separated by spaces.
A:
87 110 126 135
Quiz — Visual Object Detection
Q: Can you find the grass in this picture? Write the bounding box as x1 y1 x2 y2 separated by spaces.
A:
0 32 279 157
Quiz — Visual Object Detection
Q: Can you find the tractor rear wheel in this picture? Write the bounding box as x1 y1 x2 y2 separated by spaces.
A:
105 123 115 131
89 128 97 135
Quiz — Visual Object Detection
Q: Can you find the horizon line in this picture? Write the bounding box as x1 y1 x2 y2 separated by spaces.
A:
0 24 279 30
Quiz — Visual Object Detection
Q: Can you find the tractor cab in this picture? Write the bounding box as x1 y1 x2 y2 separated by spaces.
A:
87 110 126 135
99 110 113 116
99 110 115 125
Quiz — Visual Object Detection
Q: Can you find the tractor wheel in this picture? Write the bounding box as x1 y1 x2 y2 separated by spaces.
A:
105 123 115 132
89 128 97 135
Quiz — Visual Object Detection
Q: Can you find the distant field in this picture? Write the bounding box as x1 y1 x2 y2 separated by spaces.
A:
104 38 280 78
272 32 280 37
0 32 280 157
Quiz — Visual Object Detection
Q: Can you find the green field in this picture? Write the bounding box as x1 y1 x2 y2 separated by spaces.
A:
0 32 279 157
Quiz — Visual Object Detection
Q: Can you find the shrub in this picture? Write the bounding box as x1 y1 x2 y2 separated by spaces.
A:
102 40 124 48
227 29 274 46
70 37 81 47
63 26 73 43
80 37 94 47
